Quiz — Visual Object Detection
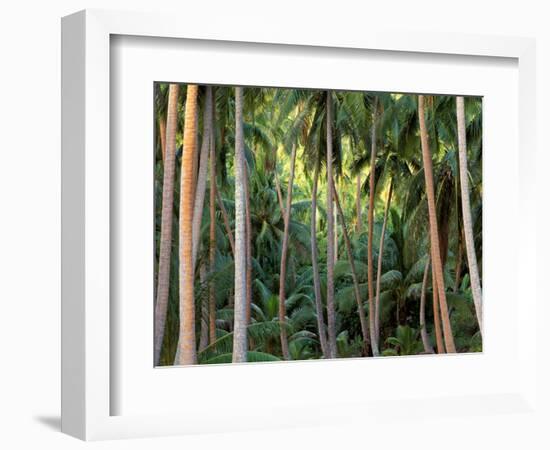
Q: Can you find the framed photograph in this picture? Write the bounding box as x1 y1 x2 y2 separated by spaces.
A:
61 9 537 441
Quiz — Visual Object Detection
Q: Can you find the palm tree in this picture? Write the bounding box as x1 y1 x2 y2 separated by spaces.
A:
278 143 298 360
326 91 338 358
192 86 213 269
154 83 179 365
419 256 434 353
367 97 380 356
418 94 456 353
232 86 248 363
456 96 483 333
177 84 199 365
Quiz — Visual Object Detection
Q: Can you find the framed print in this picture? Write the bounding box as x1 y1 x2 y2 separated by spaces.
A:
61 9 538 442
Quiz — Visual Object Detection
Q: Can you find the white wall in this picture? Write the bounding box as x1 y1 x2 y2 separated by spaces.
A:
0 1 548 449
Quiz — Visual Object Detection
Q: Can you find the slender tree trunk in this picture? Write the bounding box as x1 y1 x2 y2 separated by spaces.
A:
420 256 434 354
215 188 235 256
278 144 297 360
209 105 217 345
177 84 199 365
356 173 362 233
232 87 248 363
325 91 338 358
331 176 370 353
154 84 179 366
456 96 483 334
192 86 213 269
431 260 445 354
159 114 167 162
367 99 380 356
374 178 393 346
244 166 253 325
311 158 329 357
198 263 209 352
418 95 456 353
274 171 286 225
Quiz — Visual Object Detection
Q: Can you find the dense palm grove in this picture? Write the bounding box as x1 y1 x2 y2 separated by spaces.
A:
154 83 483 366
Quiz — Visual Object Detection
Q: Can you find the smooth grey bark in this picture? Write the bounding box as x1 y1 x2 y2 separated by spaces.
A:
367 98 380 356
154 84 179 366
420 256 434 354
374 178 393 347
232 87 248 363
331 176 370 353
192 86 213 269
456 96 483 334
325 91 338 358
311 158 329 358
278 144 297 360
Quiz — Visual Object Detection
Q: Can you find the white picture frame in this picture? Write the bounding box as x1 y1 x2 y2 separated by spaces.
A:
61 9 538 441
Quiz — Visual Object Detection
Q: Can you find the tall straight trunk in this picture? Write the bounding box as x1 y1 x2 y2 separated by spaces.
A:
192 86 213 269
420 256 434 354
208 106 217 345
278 144 297 360
325 91 338 358
418 94 456 353
244 166 253 325
232 87 248 363
198 263 209 352
431 261 445 354
367 99 380 356
355 173 362 233
374 178 393 346
311 159 329 357
331 176 369 353
177 84 199 365
215 188 235 256
456 96 483 333
154 84 179 366
159 114 167 162
274 171 286 224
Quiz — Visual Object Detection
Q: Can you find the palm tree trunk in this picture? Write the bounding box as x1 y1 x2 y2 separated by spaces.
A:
278 144 297 360
198 262 209 352
177 84 199 365
274 171 286 224
453 232 463 293
154 84 179 366
456 96 483 333
192 86 213 269
311 158 329 357
418 94 456 353
325 91 338 358
356 173 362 233
209 107 217 345
367 99 380 356
374 178 393 346
232 87 248 363
420 256 434 353
331 176 369 353
431 261 445 354
215 188 235 256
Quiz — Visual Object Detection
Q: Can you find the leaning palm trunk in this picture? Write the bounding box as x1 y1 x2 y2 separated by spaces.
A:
208 109 217 345
331 176 370 353
420 256 434 354
311 159 329 358
456 96 483 334
177 84 199 365
325 91 338 358
418 95 456 353
232 87 248 363
278 144 297 360
154 84 179 366
374 177 393 346
192 86 213 269
367 99 380 356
